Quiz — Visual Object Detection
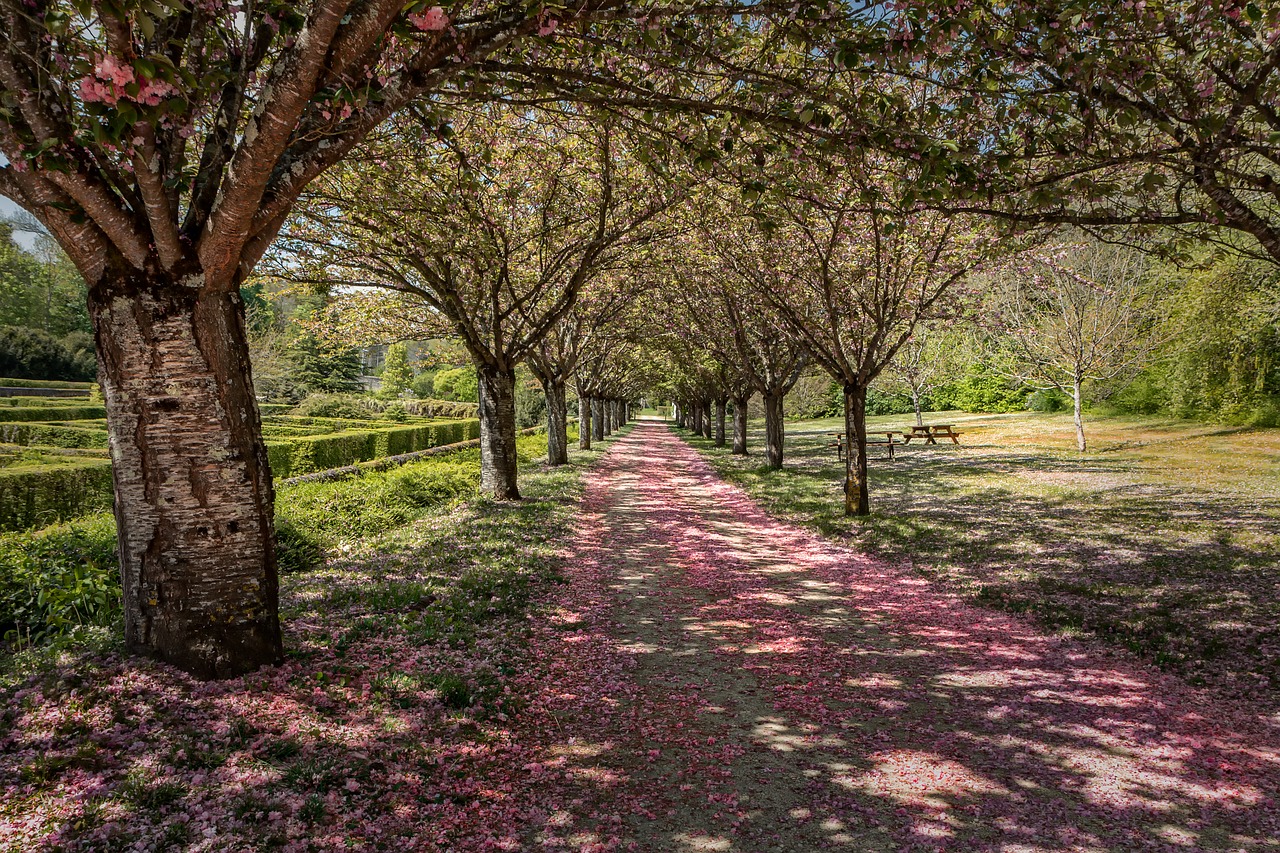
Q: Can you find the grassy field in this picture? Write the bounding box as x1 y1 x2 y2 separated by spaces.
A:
680 410 1280 715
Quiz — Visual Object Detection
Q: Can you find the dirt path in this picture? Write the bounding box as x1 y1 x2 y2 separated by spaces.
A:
500 421 1280 852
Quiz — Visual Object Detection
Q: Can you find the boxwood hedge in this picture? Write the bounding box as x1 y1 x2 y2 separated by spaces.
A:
0 405 106 422
0 459 114 532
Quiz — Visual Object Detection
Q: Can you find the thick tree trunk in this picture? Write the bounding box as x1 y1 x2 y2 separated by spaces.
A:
714 399 727 447
732 396 749 455
593 398 606 441
611 399 624 432
545 380 569 466
1073 378 1087 452
764 391 785 469
701 402 713 439
844 383 870 516
477 364 520 500
603 399 613 436
91 274 282 679
579 395 592 450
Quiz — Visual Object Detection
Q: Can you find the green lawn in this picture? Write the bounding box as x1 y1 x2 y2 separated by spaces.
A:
681 411 1280 713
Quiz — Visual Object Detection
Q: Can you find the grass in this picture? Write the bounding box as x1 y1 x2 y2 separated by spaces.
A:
677 410 1280 712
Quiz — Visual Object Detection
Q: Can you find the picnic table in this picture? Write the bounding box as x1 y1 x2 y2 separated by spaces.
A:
828 431 900 461
901 424 963 445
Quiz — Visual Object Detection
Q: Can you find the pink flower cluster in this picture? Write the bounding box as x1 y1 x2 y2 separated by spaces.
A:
79 55 178 107
408 6 449 32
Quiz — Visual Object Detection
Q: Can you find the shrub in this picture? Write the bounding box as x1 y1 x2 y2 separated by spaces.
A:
0 460 114 532
432 367 477 403
0 377 95 389
267 419 481 477
1026 389 1074 413
934 364 1028 413
0 513 119 643
291 393 378 420
0 405 106 422
0 326 97 382
0 423 110 448
864 389 916 416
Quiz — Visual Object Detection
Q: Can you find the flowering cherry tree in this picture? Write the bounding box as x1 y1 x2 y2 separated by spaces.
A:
0 0 812 676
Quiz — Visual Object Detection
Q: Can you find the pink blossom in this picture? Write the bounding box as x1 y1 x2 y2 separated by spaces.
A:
408 6 448 31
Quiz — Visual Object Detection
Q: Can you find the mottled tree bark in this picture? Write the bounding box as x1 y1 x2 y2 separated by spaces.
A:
91 270 282 679
545 379 569 466
732 396 749 455
702 401 714 439
763 391 785 469
579 395 592 450
843 383 870 516
714 399 727 447
593 398 606 441
611 399 624 432
477 365 520 500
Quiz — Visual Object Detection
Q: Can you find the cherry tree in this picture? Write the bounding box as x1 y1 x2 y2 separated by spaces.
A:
877 0 1280 265
289 105 673 498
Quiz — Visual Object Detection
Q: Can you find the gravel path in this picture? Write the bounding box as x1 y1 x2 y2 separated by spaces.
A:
499 420 1280 852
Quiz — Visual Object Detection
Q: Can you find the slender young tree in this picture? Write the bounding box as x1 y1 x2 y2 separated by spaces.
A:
990 241 1160 451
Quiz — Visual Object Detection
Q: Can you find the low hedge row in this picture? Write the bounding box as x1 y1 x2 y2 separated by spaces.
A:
0 422 110 448
0 460 114 532
0 419 482 531
0 377 95 389
266 418 480 478
0 405 106 422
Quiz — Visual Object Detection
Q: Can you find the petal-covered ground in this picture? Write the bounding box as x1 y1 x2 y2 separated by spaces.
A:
501 420 1280 851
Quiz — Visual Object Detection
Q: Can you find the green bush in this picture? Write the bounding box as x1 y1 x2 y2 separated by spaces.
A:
0 326 97 382
0 405 106 422
0 460 114 532
0 422 109 448
291 393 378 420
268 419 481 478
934 365 1028 413
1026 389 1074 413
0 513 119 643
864 389 916 416
432 367 478 403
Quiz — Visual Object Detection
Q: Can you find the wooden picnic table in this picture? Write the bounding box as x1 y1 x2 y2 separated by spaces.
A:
902 424 962 445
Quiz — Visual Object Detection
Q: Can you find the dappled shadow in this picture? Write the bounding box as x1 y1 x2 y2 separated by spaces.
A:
515 422 1280 851
699 422 1280 711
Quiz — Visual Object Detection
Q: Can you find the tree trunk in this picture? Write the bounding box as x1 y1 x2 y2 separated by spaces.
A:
764 391 785 469
732 396 748 455
579 394 592 450
702 402 713 439
912 389 924 427
545 379 569 466
593 397 606 441
1073 378 1087 452
844 383 870 516
714 399 727 447
603 399 614 435
91 274 282 679
477 364 520 500
611 399 624 432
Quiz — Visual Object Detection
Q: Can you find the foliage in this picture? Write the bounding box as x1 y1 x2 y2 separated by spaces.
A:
0 423 109 449
379 343 415 399
933 363 1029 414
0 459 114 532
267 420 480 479
0 514 119 644
0 404 106 422
515 368 548 429
0 220 90 338
431 367 479 404
290 393 378 421
0 327 96 382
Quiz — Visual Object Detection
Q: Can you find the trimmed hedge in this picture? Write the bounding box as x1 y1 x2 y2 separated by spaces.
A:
0 422 110 448
0 377 95 389
0 405 106 422
0 459 114 532
266 418 480 477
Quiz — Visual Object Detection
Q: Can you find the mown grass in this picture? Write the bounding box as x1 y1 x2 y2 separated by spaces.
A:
678 411 1280 712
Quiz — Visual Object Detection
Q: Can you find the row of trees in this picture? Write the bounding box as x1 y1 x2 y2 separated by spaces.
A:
3 0 1278 676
